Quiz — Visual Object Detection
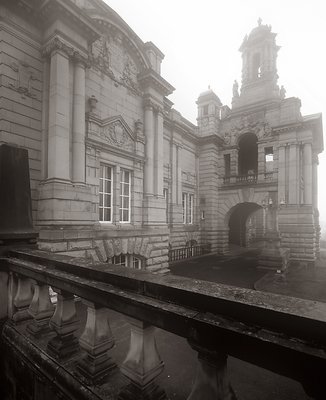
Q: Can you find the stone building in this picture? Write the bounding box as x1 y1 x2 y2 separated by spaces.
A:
0 0 323 272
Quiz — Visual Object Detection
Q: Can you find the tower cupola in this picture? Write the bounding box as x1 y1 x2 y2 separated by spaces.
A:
233 19 281 108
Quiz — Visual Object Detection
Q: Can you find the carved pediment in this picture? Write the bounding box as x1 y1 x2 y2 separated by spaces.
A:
87 115 135 152
90 33 141 94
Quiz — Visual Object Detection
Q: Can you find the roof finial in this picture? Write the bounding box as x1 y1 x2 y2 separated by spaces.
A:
258 17 262 26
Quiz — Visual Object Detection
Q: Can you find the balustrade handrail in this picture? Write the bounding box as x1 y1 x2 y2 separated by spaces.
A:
1 248 326 398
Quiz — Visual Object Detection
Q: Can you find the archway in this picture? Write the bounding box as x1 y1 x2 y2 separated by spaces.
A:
228 202 262 247
238 133 258 176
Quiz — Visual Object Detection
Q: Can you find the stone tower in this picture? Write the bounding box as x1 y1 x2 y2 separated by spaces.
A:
233 18 281 109
197 21 324 265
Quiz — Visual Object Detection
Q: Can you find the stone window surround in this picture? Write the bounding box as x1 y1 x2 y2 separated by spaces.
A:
109 254 143 270
99 163 132 225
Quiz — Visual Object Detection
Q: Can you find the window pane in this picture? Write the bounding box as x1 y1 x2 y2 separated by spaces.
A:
104 208 111 221
99 194 103 207
123 184 129 195
122 197 129 209
123 210 129 221
105 180 111 193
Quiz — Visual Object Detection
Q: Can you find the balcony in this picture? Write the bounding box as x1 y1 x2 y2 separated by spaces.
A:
1 248 326 399
223 171 277 186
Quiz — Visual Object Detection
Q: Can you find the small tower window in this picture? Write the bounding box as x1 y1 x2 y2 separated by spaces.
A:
203 105 209 115
265 147 274 172
252 53 262 78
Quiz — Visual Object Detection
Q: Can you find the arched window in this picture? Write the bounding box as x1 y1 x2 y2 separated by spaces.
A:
252 53 261 78
238 133 258 176
109 254 144 270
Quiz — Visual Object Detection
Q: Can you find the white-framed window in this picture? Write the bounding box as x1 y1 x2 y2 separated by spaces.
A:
111 254 126 266
182 192 194 224
188 194 194 224
110 254 142 270
163 188 169 223
182 192 187 224
99 164 113 222
120 169 131 223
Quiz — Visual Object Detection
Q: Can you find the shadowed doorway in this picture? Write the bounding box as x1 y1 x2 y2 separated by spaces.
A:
228 202 262 247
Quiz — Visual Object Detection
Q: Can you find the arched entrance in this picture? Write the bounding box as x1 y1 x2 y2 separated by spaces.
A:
228 202 262 247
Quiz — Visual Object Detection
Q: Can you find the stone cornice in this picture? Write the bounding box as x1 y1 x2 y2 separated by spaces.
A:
38 0 101 43
198 134 225 147
138 68 175 96
86 137 144 164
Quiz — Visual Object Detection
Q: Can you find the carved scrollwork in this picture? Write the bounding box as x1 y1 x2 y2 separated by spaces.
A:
42 37 88 66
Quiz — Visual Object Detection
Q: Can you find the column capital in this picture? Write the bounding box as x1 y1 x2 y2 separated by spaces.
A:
42 37 89 66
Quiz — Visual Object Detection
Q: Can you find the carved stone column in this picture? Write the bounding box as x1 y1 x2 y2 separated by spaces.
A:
72 59 86 184
144 104 154 195
154 109 164 196
187 342 237 400
288 143 298 204
119 319 166 400
312 153 318 210
47 47 70 181
77 301 116 383
27 282 54 337
278 145 286 204
47 289 79 359
303 143 313 204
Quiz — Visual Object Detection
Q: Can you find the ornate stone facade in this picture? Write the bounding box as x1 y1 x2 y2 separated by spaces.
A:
0 1 323 270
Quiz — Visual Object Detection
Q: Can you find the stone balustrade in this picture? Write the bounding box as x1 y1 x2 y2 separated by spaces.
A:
1 248 326 399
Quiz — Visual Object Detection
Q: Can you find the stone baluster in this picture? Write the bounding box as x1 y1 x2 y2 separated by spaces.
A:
47 289 79 360
12 276 34 323
119 319 166 400
27 282 54 337
187 341 237 400
77 301 116 383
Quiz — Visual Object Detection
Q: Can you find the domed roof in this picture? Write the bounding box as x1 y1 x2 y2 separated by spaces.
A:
197 86 222 105
248 18 272 39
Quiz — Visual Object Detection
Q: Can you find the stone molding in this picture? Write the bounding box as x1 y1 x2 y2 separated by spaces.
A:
93 238 153 262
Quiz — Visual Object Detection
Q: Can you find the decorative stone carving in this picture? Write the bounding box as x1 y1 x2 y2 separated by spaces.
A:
9 61 36 98
87 115 136 153
102 121 133 150
90 33 141 94
228 115 272 143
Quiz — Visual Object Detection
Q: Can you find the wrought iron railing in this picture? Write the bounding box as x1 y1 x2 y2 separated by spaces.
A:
168 244 211 262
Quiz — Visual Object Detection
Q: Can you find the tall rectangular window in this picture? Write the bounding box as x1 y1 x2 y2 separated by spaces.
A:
188 194 194 224
182 192 187 224
99 165 113 222
224 154 231 177
163 188 169 223
120 169 131 222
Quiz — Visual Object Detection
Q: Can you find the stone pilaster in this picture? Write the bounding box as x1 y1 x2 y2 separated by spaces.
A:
144 104 154 195
154 109 164 196
47 48 70 182
278 145 286 203
303 143 312 204
288 143 298 204
312 154 318 210
72 59 86 184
